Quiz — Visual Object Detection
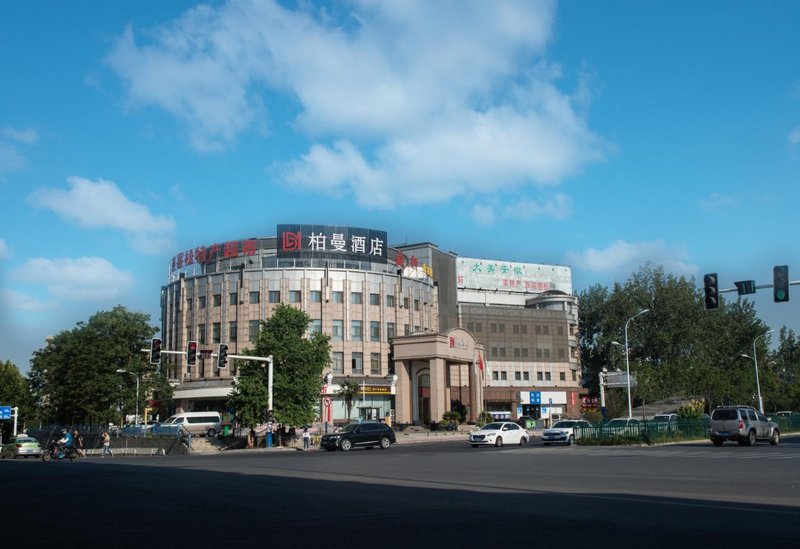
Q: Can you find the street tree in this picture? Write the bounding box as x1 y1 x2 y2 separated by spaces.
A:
244 304 330 427
228 362 270 431
28 306 172 425
336 378 362 420
0 359 34 438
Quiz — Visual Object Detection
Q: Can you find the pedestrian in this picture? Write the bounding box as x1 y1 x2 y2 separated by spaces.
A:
101 430 112 458
73 430 85 458
302 427 310 450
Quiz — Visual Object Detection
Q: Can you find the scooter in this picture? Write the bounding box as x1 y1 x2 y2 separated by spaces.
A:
41 441 79 462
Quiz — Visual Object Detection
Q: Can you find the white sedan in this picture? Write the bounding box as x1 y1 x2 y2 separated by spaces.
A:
469 422 529 447
542 420 592 446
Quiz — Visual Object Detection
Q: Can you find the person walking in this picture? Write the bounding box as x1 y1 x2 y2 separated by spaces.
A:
101 430 112 458
302 427 310 451
73 430 85 458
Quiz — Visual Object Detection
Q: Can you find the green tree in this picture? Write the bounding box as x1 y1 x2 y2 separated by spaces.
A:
227 362 270 430
336 378 361 420
244 305 330 427
28 306 171 425
0 360 34 438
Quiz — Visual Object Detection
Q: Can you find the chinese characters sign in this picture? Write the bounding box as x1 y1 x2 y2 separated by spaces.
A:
170 238 258 273
456 258 572 294
277 224 387 264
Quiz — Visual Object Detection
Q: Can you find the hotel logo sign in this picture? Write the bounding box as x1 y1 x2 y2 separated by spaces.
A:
277 224 388 264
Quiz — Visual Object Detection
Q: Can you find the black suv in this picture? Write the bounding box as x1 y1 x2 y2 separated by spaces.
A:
320 421 397 451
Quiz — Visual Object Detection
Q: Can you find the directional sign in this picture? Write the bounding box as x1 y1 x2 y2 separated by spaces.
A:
734 280 756 295
529 391 541 405
0 406 12 420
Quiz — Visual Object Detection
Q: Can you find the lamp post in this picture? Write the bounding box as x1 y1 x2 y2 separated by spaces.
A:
621 309 650 418
116 369 140 426
741 329 774 413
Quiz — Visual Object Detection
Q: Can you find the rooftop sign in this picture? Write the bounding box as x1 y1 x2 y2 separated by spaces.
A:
277 224 387 264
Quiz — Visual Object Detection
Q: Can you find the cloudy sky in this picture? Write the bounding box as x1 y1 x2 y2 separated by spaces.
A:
1 1 799 371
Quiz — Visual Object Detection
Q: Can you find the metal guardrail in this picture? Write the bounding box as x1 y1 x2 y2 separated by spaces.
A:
574 418 711 444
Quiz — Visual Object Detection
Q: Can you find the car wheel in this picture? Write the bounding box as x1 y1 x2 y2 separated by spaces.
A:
379 436 391 449
42 452 51 462
568 435 574 446
770 429 780 446
495 437 503 448
207 428 217 438
519 436 527 446
746 430 756 447
712 438 724 447
339 438 352 451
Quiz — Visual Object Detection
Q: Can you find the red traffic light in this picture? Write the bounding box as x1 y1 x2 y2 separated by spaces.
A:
187 341 198 366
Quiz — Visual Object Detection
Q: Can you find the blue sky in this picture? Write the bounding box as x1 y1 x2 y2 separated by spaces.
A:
1 1 799 372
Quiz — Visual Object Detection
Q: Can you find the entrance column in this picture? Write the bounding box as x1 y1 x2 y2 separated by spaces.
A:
395 360 412 423
468 361 483 422
429 357 448 422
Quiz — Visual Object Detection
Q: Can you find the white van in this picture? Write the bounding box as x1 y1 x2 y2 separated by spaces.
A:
161 411 222 437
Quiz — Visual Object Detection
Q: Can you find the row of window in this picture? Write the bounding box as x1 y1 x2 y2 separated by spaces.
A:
491 370 579 382
489 347 568 359
467 321 565 336
330 351 383 375
188 291 422 310
191 320 422 345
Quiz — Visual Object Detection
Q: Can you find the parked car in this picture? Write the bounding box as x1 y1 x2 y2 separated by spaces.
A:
516 416 537 429
649 413 679 434
469 422 529 447
1 435 42 458
542 420 592 446
710 406 779 447
601 417 641 436
320 421 396 451
156 411 222 437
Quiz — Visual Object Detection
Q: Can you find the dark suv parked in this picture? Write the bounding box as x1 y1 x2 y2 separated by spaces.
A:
320 421 396 451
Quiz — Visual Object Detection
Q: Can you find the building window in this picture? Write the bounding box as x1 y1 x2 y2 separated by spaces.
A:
198 296 206 309
404 324 410 335
351 320 363 341
332 352 344 374
332 320 344 341
414 299 419 311
370 321 380 342
212 323 221 344
249 320 259 342
386 322 395 341
351 292 362 305
475 323 482 332
521 325 527 334
309 319 322 336
499 324 505 333
198 324 206 345
229 321 237 342
535 325 541 335
249 291 260 304
332 291 344 303
499 348 506 357
467 322 474 332
558 325 564 336
414 325 420 332
572 371 578 381
514 371 522 381
537 372 543 381
186 298 193 311
523 371 530 381
491 323 497 333
370 352 381 375
269 291 280 303
491 347 498 358
545 372 552 381
536 348 543 358
514 348 521 358
522 348 529 358
492 371 499 381
544 349 550 359
513 324 519 334
369 293 380 306
559 349 565 359
500 371 507 381
351 352 363 374
289 290 301 303
403 297 409 309
560 372 566 382
543 326 550 335
310 290 322 303
230 292 238 306
213 294 221 307
386 294 395 307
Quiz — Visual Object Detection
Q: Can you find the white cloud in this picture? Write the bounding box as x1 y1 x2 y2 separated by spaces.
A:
1 127 39 145
565 240 697 278
107 0 608 207
11 257 135 301
503 194 572 221
0 289 50 312
788 126 800 149
27 176 176 255
0 126 40 175
0 142 27 173
698 192 740 211
0 238 9 259
471 204 496 226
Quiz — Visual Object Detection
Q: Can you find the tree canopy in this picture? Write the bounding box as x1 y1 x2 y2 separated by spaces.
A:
0 359 33 438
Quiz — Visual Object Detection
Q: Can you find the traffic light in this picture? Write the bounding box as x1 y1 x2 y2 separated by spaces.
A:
774 265 790 303
217 343 228 369
187 341 197 366
150 338 162 364
703 273 719 310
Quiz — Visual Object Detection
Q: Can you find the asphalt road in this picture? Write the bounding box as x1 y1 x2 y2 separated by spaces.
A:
3 436 800 548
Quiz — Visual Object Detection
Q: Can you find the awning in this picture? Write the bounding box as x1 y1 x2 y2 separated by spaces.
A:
173 385 233 400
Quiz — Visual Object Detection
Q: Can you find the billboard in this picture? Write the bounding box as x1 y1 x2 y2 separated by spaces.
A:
457 258 572 294
277 224 388 264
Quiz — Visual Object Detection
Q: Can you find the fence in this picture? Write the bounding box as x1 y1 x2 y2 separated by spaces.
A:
574 417 711 445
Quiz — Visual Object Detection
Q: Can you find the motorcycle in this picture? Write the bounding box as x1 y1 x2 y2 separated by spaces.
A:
41 442 79 462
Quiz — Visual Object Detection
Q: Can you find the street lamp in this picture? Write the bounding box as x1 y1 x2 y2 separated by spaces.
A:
741 329 774 413
116 369 140 426
620 309 650 418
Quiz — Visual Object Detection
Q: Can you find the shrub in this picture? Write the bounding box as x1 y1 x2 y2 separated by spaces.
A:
677 399 705 419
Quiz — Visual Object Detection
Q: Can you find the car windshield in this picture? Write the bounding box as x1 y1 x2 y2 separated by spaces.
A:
481 422 504 431
340 423 360 433
162 416 177 424
607 419 628 426
16 437 37 443
552 421 575 428
653 416 671 421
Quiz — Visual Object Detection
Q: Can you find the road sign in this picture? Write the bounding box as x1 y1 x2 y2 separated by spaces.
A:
0 406 11 420
734 280 756 295
529 391 541 405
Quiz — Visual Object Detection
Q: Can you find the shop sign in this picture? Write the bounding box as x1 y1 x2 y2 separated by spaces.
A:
278 224 387 264
456 257 572 294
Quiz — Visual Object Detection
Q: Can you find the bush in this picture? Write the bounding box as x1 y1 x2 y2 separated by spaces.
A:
677 399 705 419
582 409 603 425
476 411 493 427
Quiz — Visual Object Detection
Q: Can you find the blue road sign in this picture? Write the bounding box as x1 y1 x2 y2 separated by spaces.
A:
529 391 541 405
0 406 12 420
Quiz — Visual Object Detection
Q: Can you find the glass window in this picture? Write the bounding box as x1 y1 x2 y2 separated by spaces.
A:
229 321 237 342
404 324 409 335
269 291 280 303
513 324 519 334
309 319 322 335
332 352 344 374
213 294 221 307
476 323 482 332
351 320 363 341
198 296 206 309
491 347 498 358
522 348 529 358
248 320 259 342
545 372 552 381
491 323 497 333
514 348 521 358
289 290 301 303
523 371 530 381
543 326 549 335
492 371 499 381
332 320 344 341
386 322 395 341
572 371 577 381
249 291 259 304
198 325 206 345
351 292 362 305
467 322 474 332
500 371 507 381
230 292 237 306
369 293 380 306
499 348 506 357
514 371 522 381
212 323 221 344
186 297 193 311
403 297 409 309
386 294 395 307
537 372 543 381
332 291 344 303
414 299 419 311
370 321 380 342
371 352 381 375
560 372 566 381
499 324 505 333
351 352 363 374
521 325 527 334
310 290 322 303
